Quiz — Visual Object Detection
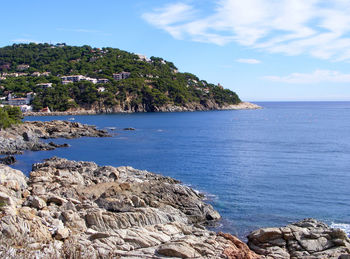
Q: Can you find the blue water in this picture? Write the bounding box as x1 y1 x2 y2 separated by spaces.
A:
12 102 350 238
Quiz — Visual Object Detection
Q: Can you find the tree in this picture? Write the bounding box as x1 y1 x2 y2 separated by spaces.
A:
0 106 23 129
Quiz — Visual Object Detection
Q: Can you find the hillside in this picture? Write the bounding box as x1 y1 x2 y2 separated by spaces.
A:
0 43 242 112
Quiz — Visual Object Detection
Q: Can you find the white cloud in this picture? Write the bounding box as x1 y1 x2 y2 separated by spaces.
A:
236 58 261 64
142 0 350 61
263 70 350 84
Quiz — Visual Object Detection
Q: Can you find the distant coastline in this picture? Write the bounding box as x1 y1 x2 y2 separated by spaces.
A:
23 101 261 117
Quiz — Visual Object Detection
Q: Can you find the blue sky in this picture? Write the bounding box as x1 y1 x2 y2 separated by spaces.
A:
1 0 350 101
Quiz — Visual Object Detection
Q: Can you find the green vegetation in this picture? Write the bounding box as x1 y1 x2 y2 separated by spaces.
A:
0 106 23 129
0 43 241 112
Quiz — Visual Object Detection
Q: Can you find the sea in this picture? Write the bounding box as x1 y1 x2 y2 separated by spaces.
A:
12 102 350 239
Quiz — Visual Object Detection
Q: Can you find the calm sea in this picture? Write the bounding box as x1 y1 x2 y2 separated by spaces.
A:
13 102 350 238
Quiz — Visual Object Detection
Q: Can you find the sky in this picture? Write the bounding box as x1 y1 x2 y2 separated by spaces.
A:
1 0 350 101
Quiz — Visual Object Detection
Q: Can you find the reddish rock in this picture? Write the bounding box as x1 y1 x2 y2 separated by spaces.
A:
219 232 262 259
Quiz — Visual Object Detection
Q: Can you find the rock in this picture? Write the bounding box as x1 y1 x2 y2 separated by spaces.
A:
22 131 37 141
55 228 69 240
123 127 135 131
0 164 27 191
0 155 16 165
47 195 66 206
28 196 47 209
0 157 259 258
0 120 110 155
248 218 350 259
157 242 201 258
48 142 69 148
218 232 261 259
248 227 283 243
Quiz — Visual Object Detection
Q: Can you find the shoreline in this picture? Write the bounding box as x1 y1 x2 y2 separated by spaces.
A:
1 156 349 258
1 120 349 258
23 101 261 117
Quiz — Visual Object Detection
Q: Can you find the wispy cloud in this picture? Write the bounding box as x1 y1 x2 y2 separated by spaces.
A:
57 28 111 36
143 0 350 61
263 70 350 84
236 58 261 64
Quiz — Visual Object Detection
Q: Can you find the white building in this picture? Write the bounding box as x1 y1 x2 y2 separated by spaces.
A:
136 54 151 62
61 75 85 82
36 83 53 88
61 75 100 84
97 87 105 92
20 105 33 112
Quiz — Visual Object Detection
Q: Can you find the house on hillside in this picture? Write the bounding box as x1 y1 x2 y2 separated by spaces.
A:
61 75 99 84
113 72 130 81
136 54 151 62
97 87 105 92
32 72 41 77
17 64 30 71
6 92 33 106
61 75 85 82
85 77 98 84
40 107 51 113
97 78 109 84
20 105 32 112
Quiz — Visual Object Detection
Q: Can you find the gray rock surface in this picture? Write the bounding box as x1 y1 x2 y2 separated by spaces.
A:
0 157 260 259
0 120 110 155
248 218 350 259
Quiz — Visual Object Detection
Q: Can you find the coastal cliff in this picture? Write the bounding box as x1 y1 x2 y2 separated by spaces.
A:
23 101 261 116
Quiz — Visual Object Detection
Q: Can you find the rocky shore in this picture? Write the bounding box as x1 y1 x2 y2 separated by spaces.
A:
248 219 350 258
23 102 261 116
0 120 110 156
0 157 259 258
0 157 348 258
0 121 349 258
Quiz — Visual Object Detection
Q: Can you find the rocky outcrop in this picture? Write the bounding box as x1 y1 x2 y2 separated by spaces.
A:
0 120 110 155
23 102 261 116
0 155 16 165
0 157 260 258
247 218 350 259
